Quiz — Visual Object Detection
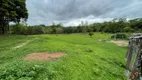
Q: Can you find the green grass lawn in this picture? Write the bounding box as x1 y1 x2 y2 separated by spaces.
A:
0 33 127 80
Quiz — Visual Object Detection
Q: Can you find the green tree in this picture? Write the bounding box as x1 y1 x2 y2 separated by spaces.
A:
10 24 27 34
129 18 142 30
0 0 28 34
46 27 53 34
123 26 134 32
56 27 63 34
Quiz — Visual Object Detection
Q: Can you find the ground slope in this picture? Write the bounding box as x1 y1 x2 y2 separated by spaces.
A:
0 33 127 80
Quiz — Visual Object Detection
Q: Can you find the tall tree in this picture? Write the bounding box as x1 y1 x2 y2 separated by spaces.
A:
0 0 28 34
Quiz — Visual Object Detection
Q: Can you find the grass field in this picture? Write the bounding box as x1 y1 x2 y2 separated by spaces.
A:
0 33 127 80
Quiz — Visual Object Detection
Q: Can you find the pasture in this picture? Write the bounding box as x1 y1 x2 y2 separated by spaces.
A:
0 33 127 80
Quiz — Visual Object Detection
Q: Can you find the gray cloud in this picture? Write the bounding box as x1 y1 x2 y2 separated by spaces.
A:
26 0 142 26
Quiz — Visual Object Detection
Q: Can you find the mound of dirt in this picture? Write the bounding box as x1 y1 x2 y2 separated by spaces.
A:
24 52 66 61
111 40 128 46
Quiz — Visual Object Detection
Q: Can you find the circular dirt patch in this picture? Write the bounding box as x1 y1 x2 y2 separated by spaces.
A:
24 52 66 61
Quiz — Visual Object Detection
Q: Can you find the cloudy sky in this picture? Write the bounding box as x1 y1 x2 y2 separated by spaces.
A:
26 0 142 26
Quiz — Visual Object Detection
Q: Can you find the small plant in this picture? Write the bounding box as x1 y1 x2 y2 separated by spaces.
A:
89 32 94 38
85 49 93 53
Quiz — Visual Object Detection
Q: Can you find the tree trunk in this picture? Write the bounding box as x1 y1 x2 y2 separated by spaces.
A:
126 34 142 79
1 25 4 34
1 21 5 34
0 21 7 34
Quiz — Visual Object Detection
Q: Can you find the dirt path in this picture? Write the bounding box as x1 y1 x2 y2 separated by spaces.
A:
13 40 32 49
110 40 128 46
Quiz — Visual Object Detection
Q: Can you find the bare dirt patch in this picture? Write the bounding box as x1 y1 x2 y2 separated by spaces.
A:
110 40 128 46
24 52 66 61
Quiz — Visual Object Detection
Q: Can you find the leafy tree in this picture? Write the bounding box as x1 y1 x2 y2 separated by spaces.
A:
129 18 142 30
91 23 102 32
77 26 82 33
32 26 44 34
55 27 63 34
80 21 88 33
63 27 73 34
123 26 134 32
10 24 27 34
87 27 93 32
46 27 53 34
0 0 28 34
26 26 34 35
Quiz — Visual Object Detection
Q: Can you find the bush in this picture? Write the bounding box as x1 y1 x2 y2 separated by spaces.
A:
111 33 127 39
116 33 127 39
89 32 94 37
85 49 93 52
123 27 134 32
10 24 47 35
32 26 44 34
26 27 33 35
10 24 27 35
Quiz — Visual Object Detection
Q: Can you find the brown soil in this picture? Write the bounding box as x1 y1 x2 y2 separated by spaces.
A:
24 52 66 61
111 40 128 46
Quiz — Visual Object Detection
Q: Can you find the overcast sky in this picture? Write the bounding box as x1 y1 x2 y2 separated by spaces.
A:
26 0 142 26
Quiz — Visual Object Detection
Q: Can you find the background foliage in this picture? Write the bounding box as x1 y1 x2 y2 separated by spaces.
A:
8 18 142 35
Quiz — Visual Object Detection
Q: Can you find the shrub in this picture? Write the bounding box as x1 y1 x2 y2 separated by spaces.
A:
32 26 44 34
111 33 127 39
85 49 93 53
10 24 27 35
26 27 34 35
123 27 134 32
89 32 94 37
116 33 127 39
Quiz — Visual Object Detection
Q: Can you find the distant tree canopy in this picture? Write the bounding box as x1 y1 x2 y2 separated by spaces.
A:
0 1 142 35
9 18 142 35
0 0 28 34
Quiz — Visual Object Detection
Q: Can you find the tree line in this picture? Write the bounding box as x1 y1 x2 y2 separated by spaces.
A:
0 1 142 35
8 18 142 35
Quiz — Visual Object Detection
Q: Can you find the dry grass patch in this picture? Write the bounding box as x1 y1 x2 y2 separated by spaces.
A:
111 40 128 46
